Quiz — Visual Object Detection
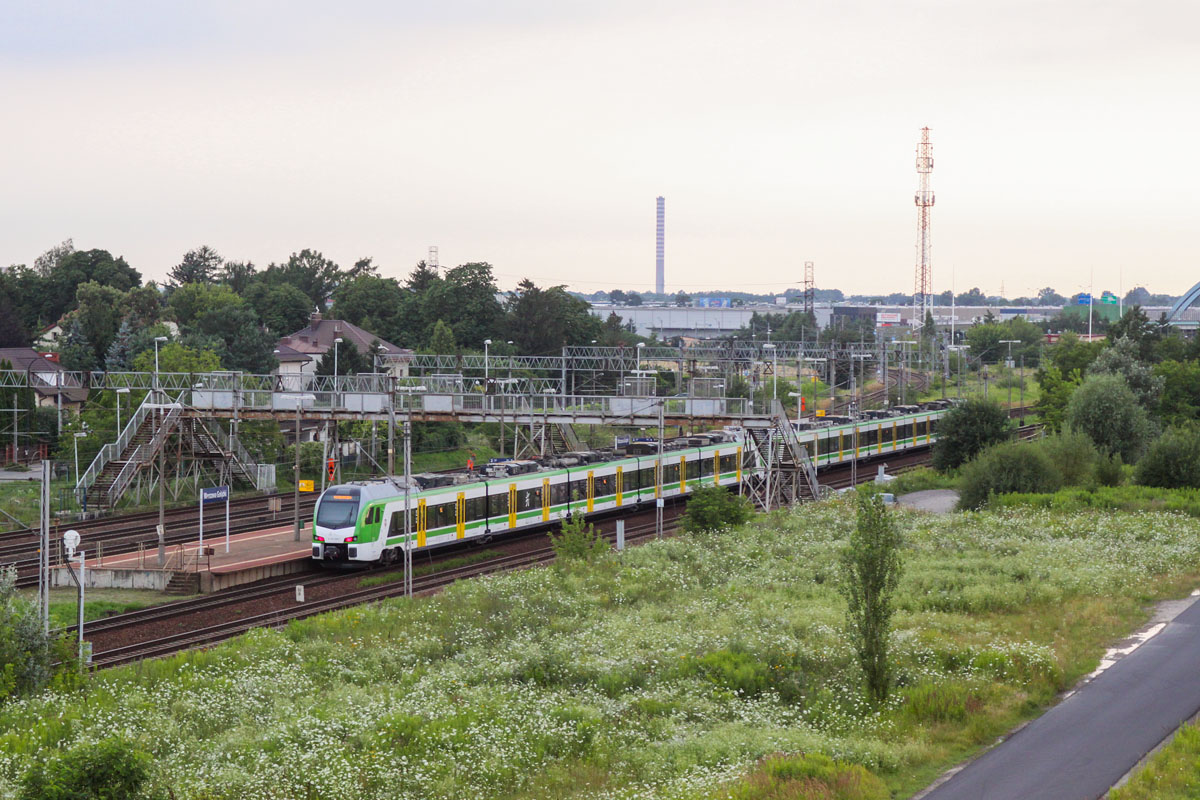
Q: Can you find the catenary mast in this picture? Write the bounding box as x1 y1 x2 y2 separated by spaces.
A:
913 127 935 328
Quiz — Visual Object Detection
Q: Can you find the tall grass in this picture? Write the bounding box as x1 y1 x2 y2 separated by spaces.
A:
0 503 1196 799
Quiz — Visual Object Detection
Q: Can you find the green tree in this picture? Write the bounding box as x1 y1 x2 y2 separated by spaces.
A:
1135 427 1200 489
131 341 221 374
73 281 126 363
1035 365 1082 432
1037 429 1100 488
45 249 140 327
246 283 312 337
1155 360 1200 425
58 318 96 371
120 283 162 328
217 260 258 295
315 339 370 377
104 319 135 372
1106 306 1161 362
169 244 223 286
0 293 29 346
1037 287 1066 305
958 441 1063 509
1066 373 1154 463
427 319 457 354
839 491 903 703
1087 336 1164 410
262 249 341 309
504 279 601 355
329 274 405 340
19 737 155 800
680 486 753 532
167 283 244 327
931 398 1012 471
189 304 277 374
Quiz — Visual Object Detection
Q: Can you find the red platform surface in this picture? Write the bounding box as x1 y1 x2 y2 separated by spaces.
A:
87 523 313 574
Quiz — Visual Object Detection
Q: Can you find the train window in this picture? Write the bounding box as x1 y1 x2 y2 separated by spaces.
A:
569 479 587 504
551 481 569 506
519 488 540 511
429 502 454 529
389 510 410 535
700 457 714 477
466 496 485 522
664 462 680 483
595 475 613 497
639 467 654 488
491 492 509 518
686 459 701 479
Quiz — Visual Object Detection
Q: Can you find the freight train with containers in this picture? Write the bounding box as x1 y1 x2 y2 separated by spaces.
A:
311 402 951 565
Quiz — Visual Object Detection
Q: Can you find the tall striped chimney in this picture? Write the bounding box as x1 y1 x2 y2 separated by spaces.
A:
655 196 665 295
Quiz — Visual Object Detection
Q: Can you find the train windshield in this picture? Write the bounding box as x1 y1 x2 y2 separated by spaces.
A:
316 492 360 529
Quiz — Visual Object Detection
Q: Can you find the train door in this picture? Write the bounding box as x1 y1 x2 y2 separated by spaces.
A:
586 471 595 512
508 484 517 529
417 498 428 547
456 493 466 539
615 467 623 507
542 478 551 522
736 446 743 483
679 455 687 493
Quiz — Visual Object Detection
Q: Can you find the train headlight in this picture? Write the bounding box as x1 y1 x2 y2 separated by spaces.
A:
343 536 354 543
316 536 325 542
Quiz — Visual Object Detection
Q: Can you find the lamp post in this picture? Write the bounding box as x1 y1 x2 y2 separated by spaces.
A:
72 429 88 503
763 343 777 409
636 341 645 373
153 336 168 399
62 529 85 664
895 341 916 405
115 387 129 435
999 340 1020 408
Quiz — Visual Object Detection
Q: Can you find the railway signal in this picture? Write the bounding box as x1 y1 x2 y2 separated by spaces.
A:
327 458 336 483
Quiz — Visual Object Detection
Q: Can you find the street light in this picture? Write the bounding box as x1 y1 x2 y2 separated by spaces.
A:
115 387 130 435
62 529 86 664
999 340 1020 408
483 339 492 387
636 341 645 373
153 336 168 398
72 428 89 500
763 343 777 408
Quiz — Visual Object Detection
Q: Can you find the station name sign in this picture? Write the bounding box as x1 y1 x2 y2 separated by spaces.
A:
201 485 230 504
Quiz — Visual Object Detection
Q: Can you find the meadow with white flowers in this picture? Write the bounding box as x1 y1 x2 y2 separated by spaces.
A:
3 501 1200 799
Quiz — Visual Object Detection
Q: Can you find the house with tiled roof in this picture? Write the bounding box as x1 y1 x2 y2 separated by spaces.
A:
273 313 411 382
0 347 88 412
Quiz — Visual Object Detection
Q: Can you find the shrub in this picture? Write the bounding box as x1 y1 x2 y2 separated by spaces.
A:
903 681 979 724
931 398 1012 471
20 737 156 800
1036 429 1099 488
711 752 889 800
548 514 609 562
1066 374 1155 463
958 442 1062 511
1136 427 1200 489
0 567 56 701
839 492 903 703
681 485 754 532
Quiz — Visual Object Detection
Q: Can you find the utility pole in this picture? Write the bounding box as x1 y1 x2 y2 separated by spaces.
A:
157 407 165 566
293 404 302 542
39 459 50 634
656 401 664 538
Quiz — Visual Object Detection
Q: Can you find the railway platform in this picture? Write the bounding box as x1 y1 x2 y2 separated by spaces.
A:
50 523 316 594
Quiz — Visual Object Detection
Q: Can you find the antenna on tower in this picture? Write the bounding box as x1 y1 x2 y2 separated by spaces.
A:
428 246 439 275
803 261 815 316
913 127 935 329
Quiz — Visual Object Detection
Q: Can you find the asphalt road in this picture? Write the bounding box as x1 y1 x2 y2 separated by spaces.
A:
921 597 1200 800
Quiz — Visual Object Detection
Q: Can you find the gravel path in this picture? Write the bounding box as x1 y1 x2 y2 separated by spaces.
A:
897 489 959 514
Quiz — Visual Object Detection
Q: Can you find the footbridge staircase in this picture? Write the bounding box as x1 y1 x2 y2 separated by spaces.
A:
75 393 271 511
743 400 823 510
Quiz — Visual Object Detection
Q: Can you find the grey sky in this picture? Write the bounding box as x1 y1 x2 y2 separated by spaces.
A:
2 1 1198 297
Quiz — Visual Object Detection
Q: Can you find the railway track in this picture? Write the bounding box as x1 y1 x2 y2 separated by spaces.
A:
86 510 680 668
3 494 318 587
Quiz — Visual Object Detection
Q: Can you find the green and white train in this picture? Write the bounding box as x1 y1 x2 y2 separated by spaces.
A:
311 407 947 565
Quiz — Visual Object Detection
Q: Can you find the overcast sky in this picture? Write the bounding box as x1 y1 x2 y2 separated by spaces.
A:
2 1 1198 297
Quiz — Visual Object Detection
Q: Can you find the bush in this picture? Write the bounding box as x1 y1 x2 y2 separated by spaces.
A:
1136 427 1200 489
548 514 610 563
958 442 1062 511
1066 374 1155 463
0 567 56 701
681 485 754 532
710 752 889 800
20 737 157 800
1036 429 1099 488
931 398 1012 472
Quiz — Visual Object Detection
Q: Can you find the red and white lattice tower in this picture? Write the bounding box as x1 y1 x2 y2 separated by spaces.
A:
912 127 935 328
